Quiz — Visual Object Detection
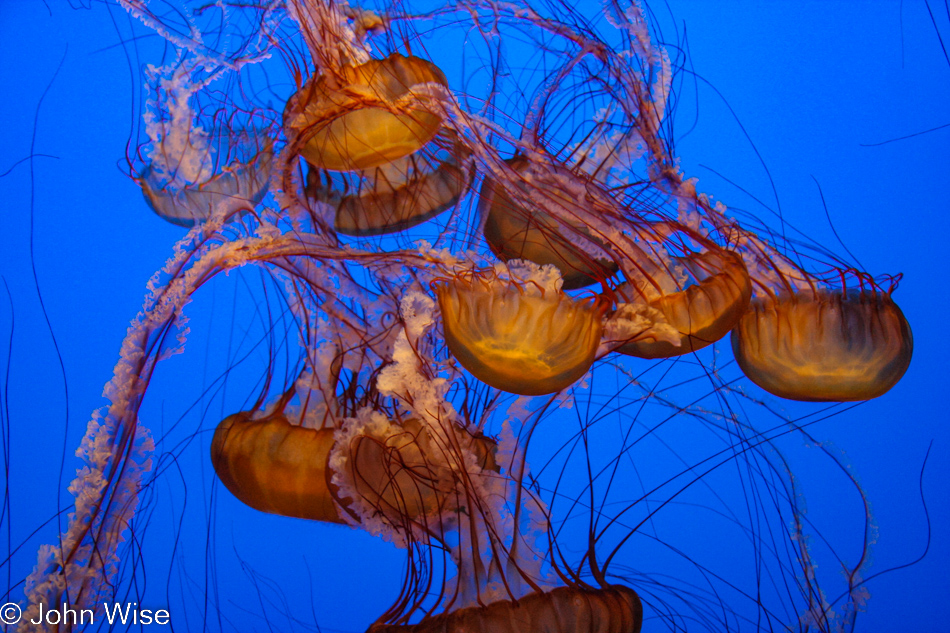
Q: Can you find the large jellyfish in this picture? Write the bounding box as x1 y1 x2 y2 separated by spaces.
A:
1 1 947 632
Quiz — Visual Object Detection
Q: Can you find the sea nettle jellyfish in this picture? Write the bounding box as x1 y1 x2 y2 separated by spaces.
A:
607 223 752 359
133 62 277 226
210 363 500 527
435 266 606 396
8 0 921 631
284 53 448 171
479 156 619 289
731 282 912 402
305 129 473 237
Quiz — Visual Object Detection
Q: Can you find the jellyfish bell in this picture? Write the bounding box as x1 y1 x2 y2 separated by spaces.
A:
212 404 499 528
210 410 344 523
434 270 606 396
307 130 472 236
284 53 449 172
479 157 619 290
135 121 274 226
368 585 642 633
611 247 752 359
731 288 913 401
332 414 499 528
137 138 273 226
134 58 276 226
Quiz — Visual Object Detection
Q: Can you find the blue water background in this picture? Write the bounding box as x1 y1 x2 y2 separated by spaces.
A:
0 1 947 631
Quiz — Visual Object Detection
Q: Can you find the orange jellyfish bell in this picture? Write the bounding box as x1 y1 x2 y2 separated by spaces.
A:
210 411 344 523
338 417 498 523
307 130 471 236
212 409 498 525
731 289 913 401
367 585 643 633
284 53 448 171
435 275 606 395
614 248 752 359
480 157 618 290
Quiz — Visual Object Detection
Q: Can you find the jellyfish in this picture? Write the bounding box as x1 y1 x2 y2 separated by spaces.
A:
134 63 276 226
4 0 938 631
367 585 643 633
607 225 752 359
284 53 449 171
210 335 502 529
479 156 619 289
136 129 274 226
307 129 473 236
212 410 343 522
731 287 913 401
212 402 499 526
435 266 606 396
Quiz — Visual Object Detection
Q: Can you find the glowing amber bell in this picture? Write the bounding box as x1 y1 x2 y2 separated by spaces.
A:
367 585 643 633
285 54 448 171
731 290 913 401
436 280 605 395
210 412 343 522
344 418 498 521
617 250 751 359
212 412 498 524
307 132 470 236
480 158 618 290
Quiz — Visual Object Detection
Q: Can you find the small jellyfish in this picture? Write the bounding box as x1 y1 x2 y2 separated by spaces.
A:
284 53 448 171
137 137 273 226
435 274 605 395
367 585 642 633
731 288 913 401
134 60 275 226
613 247 752 359
479 157 618 289
307 130 472 236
